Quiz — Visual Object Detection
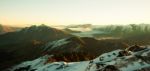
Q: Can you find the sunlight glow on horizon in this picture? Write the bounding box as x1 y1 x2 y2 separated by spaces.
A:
0 0 150 27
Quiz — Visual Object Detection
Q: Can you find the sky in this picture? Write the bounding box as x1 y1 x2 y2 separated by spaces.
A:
0 0 150 27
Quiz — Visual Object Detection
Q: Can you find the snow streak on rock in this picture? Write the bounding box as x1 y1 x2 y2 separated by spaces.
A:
44 38 70 51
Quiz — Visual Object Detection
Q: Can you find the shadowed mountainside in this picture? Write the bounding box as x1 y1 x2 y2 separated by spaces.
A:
43 37 127 62
0 25 72 70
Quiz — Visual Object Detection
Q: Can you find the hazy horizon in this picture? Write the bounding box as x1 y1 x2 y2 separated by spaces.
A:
0 0 150 27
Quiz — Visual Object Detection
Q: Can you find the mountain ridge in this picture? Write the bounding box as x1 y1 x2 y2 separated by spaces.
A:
9 45 150 71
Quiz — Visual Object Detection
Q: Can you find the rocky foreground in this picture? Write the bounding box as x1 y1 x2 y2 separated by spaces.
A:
8 45 150 71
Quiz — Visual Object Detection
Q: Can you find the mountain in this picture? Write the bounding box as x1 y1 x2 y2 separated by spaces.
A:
0 25 72 70
0 24 20 34
0 25 127 70
9 45 150 71
41 36 126 62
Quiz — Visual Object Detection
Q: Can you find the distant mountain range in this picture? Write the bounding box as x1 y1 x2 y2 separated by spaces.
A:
0 24 21 34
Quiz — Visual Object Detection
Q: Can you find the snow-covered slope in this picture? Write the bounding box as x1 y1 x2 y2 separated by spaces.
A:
9 55 89 71
88 46 150 71
9 45 150 71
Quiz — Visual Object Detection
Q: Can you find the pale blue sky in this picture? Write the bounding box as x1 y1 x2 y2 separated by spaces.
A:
0 0 150 26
